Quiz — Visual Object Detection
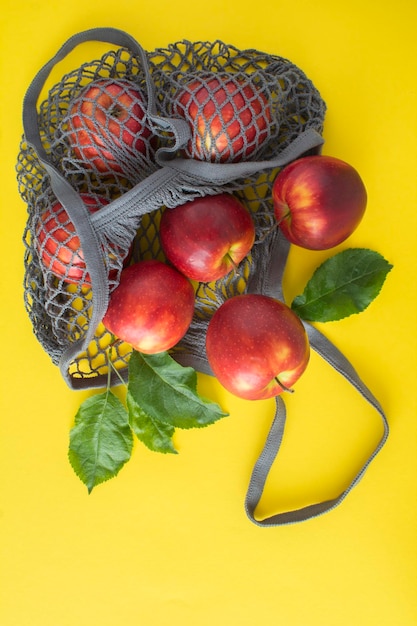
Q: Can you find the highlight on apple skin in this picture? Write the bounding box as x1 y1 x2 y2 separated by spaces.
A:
272 155 367 250
102 259 195 354
65 78 153 173
159 193 256 282
205 294 310 400
173 74 272 163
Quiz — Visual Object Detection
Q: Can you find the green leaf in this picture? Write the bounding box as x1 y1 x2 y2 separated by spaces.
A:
68 390 133 493
291 248 393 322
127 393 178 454
127 350 228 430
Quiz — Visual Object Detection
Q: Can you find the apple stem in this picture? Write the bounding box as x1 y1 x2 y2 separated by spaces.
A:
108 333 118 348
257 210 291 244
275 213 290 228
275 376 294 393
110 105 123 119
257 223 279 243
226 253 241 277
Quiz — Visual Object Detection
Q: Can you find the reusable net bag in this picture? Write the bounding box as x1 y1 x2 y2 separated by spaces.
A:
18 28 388 525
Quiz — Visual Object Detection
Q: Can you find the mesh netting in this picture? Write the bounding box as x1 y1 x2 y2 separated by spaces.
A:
17 36 326 389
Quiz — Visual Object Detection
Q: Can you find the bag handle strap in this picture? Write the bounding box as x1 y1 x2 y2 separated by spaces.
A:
89 126 323 232
21 27 190 384
244 231 389 526
22 27 191 160
21 28 154 379
244 330 389 526
155 128 324 184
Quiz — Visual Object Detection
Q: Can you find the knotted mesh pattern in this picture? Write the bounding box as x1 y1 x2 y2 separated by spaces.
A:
17 37 326 389
38 46 159 186
166 71 274 163
149 40 323 156
62 78 156 178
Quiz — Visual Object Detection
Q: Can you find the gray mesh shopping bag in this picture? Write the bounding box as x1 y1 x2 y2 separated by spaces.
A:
18 28 388 525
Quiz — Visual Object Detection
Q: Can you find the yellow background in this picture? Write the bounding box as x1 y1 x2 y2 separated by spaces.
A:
1 1 416 624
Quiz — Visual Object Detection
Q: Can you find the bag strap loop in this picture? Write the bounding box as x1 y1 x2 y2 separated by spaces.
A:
20 27 191 385
244 229 389 526
21 28 158 379
156 128 324 184
245 328 389 526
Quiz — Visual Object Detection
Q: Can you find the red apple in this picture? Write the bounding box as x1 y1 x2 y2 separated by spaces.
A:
159 194 256 282
102 259 195 354
173 75 272 163
66 78 153 173
272 155 367 250
206 294 310 400
36 194 110 286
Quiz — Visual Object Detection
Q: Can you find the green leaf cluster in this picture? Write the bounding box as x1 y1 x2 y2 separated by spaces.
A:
68 351 228 492
68 247 393 494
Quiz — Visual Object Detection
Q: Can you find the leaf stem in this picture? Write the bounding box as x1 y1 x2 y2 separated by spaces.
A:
106 341 128 389
106 350 113 391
